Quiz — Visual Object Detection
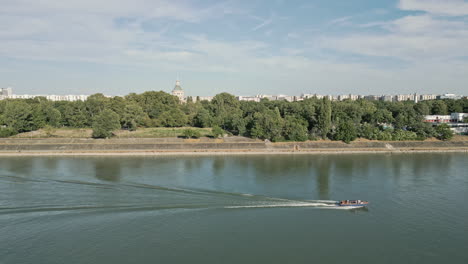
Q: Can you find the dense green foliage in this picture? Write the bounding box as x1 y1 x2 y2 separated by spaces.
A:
91 109 121 138
435 123 454 141
0 91 466 141
211 126 225 138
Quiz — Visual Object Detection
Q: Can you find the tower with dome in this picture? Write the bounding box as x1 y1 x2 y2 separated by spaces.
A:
171 79 185 102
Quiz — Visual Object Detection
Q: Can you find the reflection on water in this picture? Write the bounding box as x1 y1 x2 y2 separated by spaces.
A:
94 159 121 182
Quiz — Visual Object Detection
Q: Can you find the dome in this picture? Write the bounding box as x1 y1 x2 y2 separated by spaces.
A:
173 80 183 91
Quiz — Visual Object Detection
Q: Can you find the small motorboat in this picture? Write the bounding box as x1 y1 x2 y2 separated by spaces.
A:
337 200 369 207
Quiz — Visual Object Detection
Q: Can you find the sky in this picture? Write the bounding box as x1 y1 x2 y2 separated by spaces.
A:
1 0 468 96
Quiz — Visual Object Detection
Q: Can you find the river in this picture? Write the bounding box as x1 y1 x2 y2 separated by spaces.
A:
1 153 467 263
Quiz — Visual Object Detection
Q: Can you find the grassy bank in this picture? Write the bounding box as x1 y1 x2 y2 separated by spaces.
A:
11 127 214 139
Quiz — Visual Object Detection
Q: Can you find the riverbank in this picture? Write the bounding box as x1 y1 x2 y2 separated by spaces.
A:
0 137 467 155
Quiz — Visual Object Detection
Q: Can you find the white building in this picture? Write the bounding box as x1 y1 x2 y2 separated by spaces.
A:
1 87 12 96
424 113 468 123
424 115 452 123
438 93 462 100
171 79 185 102
237 96 261 102
419 94 437 101
394 94 417 102
451 113 468 122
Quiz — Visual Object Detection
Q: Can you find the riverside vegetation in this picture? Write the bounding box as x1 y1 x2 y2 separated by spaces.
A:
0 92 466 142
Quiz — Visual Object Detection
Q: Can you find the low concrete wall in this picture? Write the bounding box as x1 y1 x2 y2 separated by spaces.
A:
0 138 467 153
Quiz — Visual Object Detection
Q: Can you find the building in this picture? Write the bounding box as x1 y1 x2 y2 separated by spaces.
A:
364 95 380 101
338 94 350 101
438 93 462 100
419 94 437 101
1 87 12 96
451 113 468 123
171 79 185 102
381 95 393 102
424 113 468 134
394 94 417 102
424 113 468 123
237 96 261 102
424 115 452 123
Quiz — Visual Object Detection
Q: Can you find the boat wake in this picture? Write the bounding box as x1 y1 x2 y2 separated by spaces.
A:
0 174 361 216
224 201 359 210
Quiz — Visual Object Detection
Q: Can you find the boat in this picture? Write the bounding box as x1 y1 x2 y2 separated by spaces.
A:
337 200 369 207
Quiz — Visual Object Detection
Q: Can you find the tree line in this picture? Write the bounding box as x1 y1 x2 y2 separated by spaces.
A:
0 91 466 141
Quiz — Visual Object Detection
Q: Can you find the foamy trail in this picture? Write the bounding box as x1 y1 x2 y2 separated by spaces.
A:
224 202 339 209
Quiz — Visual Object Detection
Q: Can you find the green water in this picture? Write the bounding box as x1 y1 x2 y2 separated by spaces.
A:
1 153 467 263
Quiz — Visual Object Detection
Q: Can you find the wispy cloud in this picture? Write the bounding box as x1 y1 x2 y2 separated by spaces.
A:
399 0 468 16
251 15 274 31
328 16 353 26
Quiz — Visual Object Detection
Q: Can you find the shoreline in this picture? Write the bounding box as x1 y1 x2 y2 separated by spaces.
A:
1 138 467 156
1 148 467 156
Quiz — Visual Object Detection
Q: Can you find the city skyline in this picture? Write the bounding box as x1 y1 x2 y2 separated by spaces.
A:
1 85 465 103
1 0 468 96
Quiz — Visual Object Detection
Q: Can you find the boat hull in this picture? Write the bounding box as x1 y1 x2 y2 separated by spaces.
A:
336 200 369 207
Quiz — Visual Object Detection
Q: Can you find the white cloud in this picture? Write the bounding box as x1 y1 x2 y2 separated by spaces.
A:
399 0 468 16
322 13 468 61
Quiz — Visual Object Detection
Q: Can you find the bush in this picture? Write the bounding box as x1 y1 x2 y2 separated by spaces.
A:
435 123 453 141
92 109 121 138
334 121 357 144
211 126 224 138
182 129 201 139
377 130 393 141
0 127 18 138
392 129 418 141
359 123 380 140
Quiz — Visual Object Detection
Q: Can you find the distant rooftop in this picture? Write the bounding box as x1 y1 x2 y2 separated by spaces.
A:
173 80 183 91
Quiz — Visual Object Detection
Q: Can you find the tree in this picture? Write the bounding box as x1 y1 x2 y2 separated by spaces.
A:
283 115 308 141
3 100 34 132
210 93 243 132
61 101 90 128
92 109 121 138
121 103 147 131
414 102 431 116
194 107 213 128
250 108 284 142
317 97 332 139
371 109 394 124
359 123 380 140
431 100 448 115
435 123 453 141
157 109 188 127
136 91 179 119
409 122 435 140
334 120 357 143
85 93 109 118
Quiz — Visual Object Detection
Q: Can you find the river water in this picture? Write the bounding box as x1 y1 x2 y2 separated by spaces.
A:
1 153 467 264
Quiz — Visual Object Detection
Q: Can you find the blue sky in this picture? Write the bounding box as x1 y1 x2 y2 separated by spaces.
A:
1 0 468 96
